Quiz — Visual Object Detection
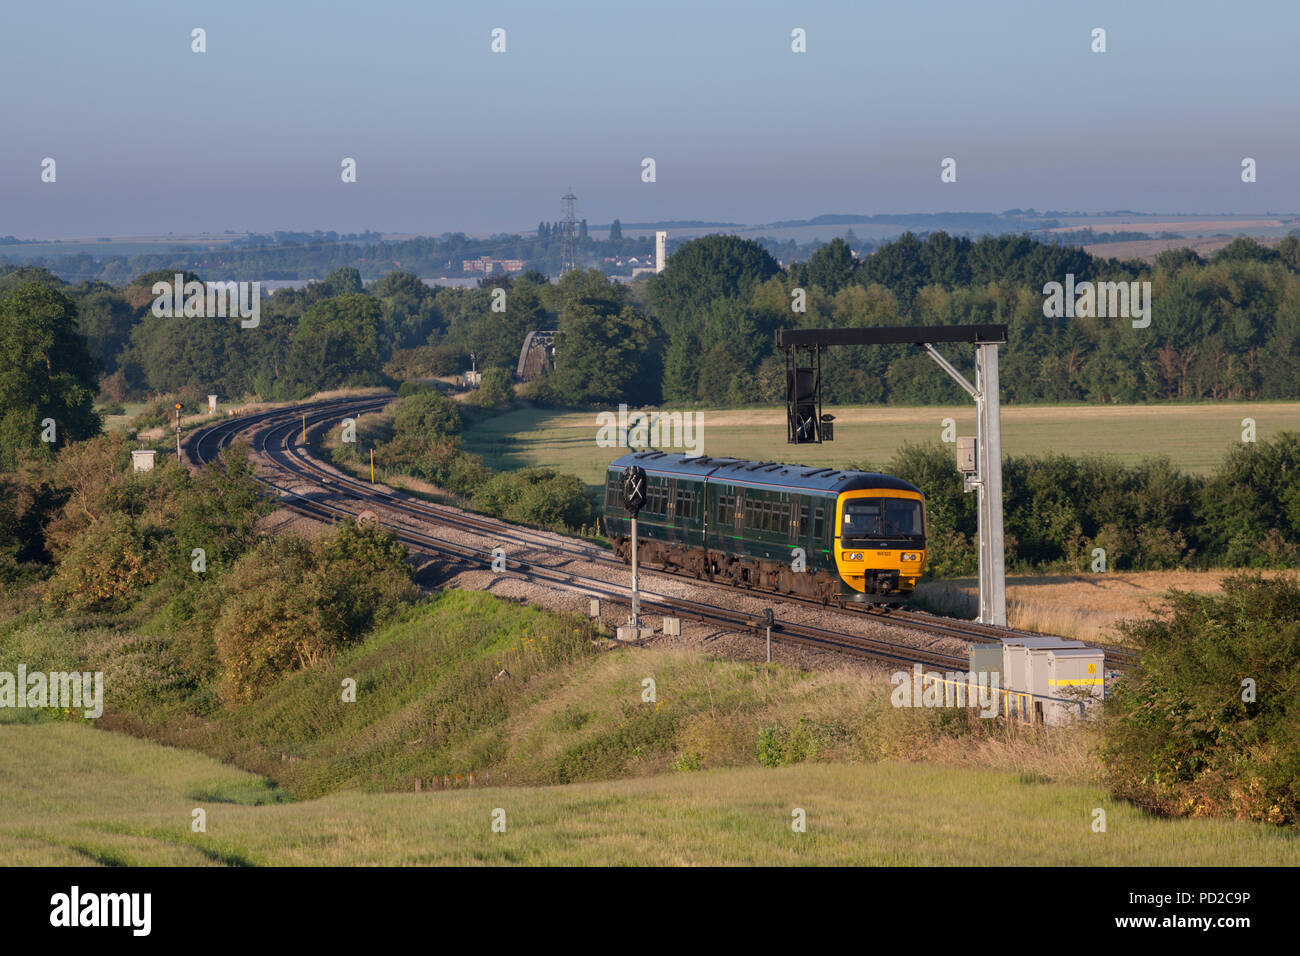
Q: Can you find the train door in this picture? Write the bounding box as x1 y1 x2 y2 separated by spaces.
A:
812 499 829 560
734 488 747 557
702 481 712 548
666 478 678 545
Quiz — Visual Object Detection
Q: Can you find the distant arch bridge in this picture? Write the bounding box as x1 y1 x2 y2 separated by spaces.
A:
517 330 558 381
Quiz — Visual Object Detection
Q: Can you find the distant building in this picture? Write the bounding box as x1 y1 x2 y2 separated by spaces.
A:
131 449 157 472
462 255 526 273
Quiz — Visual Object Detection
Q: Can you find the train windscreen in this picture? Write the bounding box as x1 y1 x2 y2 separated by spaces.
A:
841 498 923 542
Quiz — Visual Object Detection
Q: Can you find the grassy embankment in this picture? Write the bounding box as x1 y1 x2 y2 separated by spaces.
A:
4 722 1298 866
4 590 1299 865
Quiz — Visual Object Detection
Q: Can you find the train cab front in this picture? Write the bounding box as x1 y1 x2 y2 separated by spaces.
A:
833 491 927 602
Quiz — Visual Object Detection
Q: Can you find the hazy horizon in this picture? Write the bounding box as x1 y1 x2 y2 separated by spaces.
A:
3 0 1297 239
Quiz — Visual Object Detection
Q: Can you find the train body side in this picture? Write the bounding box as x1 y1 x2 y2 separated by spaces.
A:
602 452 927 601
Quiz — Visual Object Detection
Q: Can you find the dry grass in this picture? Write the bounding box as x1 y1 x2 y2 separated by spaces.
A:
914 570 1300 642
1084 235 1283 263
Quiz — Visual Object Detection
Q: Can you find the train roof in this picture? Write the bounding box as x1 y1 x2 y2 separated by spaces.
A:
608 451 922 496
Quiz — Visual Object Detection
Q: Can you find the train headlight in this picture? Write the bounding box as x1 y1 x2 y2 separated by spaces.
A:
901 552 921 562
843 552 863 561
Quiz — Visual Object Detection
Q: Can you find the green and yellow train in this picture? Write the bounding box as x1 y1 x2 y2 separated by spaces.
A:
603 452 927 603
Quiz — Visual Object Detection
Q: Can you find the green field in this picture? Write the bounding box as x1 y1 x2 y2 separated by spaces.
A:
462 402 1300 488
4 723 1297 866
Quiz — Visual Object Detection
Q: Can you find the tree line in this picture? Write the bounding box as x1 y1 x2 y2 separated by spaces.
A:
1 228 1297 475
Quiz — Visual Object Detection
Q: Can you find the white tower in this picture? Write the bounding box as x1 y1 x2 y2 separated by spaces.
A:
655 231 667 273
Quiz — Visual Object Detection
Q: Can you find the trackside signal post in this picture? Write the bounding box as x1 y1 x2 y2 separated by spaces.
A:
776 324 1009 626
618 465 650 641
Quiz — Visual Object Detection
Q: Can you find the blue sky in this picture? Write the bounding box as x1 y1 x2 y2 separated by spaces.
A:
2 0 1296 237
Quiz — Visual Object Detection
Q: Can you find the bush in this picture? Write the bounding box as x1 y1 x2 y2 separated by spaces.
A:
756 717 846 767
466 367 514 408
396 380 435 398
471 468 596 530
212 522 417 700
45 512 164 613
390 388 462 439
1101 574 1300 826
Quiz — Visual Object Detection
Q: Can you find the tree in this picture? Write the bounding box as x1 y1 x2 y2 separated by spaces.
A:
74 289 136 374
369 270 442 351
0 283 100 470
1214 237 1278 263
609 219 623 241
1278 236 1300 273
1153 247 1203 274
551 303 659 405
286 293 384 394
648 235 780 334
123 294 252 397
318 267 364 298
804 237 857 294
856 231 929 306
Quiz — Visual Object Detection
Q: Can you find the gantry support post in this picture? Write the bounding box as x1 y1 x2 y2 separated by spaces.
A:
975 343 1007 626
922 342 1007 627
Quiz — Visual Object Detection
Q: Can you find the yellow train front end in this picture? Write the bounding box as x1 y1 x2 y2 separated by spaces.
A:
833 489 927 599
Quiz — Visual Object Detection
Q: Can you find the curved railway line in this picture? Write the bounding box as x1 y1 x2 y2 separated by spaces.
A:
190 394 1138 672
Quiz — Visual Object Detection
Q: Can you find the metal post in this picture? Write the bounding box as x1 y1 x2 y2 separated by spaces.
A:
976 343 1007 626
174 404 182 460
924 342 1006 627
766 626 771 663
630 515 639 626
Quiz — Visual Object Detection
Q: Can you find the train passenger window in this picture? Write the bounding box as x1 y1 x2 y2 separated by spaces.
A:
717 494 734 527
645 483 669 515
675 488 695 520
813 507 824 542
798 505 809 536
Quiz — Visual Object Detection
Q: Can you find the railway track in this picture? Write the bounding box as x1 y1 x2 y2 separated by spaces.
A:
191 395 1136 672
